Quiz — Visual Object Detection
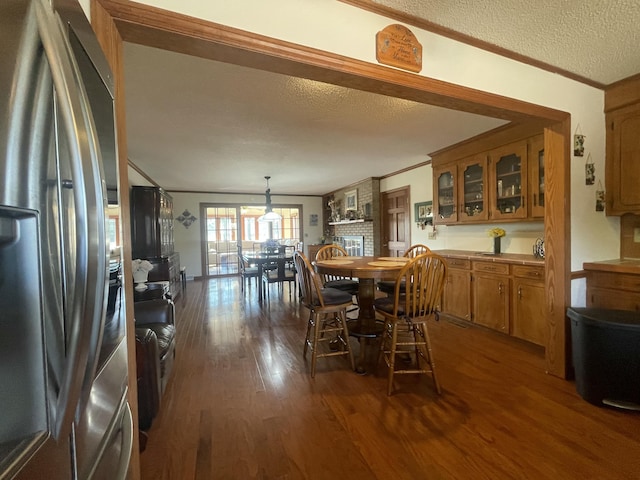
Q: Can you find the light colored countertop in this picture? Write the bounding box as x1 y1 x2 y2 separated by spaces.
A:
583 258 640 275
433 249 545 266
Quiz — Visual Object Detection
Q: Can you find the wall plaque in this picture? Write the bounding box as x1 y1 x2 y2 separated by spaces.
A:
376 24 422 73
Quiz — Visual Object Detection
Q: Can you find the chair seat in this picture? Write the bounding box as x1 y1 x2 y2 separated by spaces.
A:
243 266 260 277
264 269 295 282
377 279 401 295
373 296 405 316
324 278 359 295
316 287 353 306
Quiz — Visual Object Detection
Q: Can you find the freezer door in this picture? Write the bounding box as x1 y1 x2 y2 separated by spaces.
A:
1 0 110 478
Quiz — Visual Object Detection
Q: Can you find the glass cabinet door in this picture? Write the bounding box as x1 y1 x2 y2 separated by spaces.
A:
459 155 488 222
528 134 545 218
491 141 528 220
434 166 457 223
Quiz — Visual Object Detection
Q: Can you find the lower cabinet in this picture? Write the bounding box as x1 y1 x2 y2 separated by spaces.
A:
473 262 510 333
585 269 640 311
511 265 546 345
442 258 471 321
440 253 545 346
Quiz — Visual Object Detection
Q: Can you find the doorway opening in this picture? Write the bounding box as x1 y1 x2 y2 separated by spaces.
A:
202 204 302 277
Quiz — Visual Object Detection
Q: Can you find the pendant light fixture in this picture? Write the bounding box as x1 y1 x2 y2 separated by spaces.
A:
258 176 282 222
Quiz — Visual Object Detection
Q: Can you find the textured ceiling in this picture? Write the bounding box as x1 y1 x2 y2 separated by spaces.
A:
372 0 640 86
124 44 506 195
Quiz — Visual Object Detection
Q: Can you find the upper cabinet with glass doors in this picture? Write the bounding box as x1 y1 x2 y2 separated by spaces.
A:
489 141 528 220
459 154 489 222
433 132 544 225
434 165 457 224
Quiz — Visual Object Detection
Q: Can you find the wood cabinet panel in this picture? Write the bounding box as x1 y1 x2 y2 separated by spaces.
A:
528 134 545 218
131 186 174 259
442 268 472 321
434 165 457 224
587 287 640 311
458 155 489 222
473 272 509 333
606 102 640 215
586 268 640 311
473 261 509 275
512 276 545 345
489 141 528 220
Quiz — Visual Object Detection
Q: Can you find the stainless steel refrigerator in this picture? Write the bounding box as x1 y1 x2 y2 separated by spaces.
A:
0 0 132 478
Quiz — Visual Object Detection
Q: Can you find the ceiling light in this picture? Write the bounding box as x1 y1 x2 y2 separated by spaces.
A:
258 176 282 222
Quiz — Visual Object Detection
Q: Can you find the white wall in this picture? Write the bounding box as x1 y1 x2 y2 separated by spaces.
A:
169 191 323 278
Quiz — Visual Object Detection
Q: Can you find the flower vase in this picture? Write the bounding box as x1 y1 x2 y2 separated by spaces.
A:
133 270 149 290
493 236 501 255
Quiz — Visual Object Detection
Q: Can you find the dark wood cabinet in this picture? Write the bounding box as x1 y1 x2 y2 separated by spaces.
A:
131 186 174 259
131 186 180 299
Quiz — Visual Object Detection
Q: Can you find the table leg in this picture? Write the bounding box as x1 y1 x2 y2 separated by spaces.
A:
348 278 382 374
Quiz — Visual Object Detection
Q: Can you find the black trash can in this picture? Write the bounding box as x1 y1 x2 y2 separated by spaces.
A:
567 307 640 410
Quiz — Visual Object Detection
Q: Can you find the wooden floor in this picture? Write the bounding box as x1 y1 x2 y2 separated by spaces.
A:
140 278 640 480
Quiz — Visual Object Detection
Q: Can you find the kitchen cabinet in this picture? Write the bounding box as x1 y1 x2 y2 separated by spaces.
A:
434 165 457 223
437 251 546 345
584 265 640 311
605 102 640 215
489 140 528 221
434 155 488 224
528 134 545 219
512 265 545 345
442 258 471 320
131 186 175 259
433 135 543 225
131 186 180 299
459 155 489 222
473 261 510 333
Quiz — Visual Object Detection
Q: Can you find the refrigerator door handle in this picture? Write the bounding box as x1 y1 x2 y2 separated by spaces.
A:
55 10 110 414
35 0 106 439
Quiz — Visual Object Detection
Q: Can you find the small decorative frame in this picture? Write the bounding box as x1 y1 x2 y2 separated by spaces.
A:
309 213 318 226
414 201 433 228
176 209 197 228
344 189 358 213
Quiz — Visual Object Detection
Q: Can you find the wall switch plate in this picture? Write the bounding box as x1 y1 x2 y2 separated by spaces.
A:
634 228 640 243
428 231 436 240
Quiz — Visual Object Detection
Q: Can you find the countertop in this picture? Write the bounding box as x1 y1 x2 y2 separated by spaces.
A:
433 249 544 266
583 258 640 275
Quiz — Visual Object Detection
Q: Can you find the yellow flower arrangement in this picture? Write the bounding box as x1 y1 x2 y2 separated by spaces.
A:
488 227 506 238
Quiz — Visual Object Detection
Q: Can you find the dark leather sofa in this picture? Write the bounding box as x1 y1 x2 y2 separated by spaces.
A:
134 298 176 438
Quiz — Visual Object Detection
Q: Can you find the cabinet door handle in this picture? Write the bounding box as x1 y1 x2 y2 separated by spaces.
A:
498 282 504 294
518 286 522 299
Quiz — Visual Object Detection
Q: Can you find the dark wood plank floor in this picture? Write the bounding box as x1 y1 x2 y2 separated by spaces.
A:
140 278 640 479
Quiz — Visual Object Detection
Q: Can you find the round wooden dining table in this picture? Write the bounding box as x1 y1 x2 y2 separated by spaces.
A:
314 255 409 372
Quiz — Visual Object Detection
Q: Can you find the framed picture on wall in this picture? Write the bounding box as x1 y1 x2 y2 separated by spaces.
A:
414 201 433 224
344 189 358 212
309 213 318 226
